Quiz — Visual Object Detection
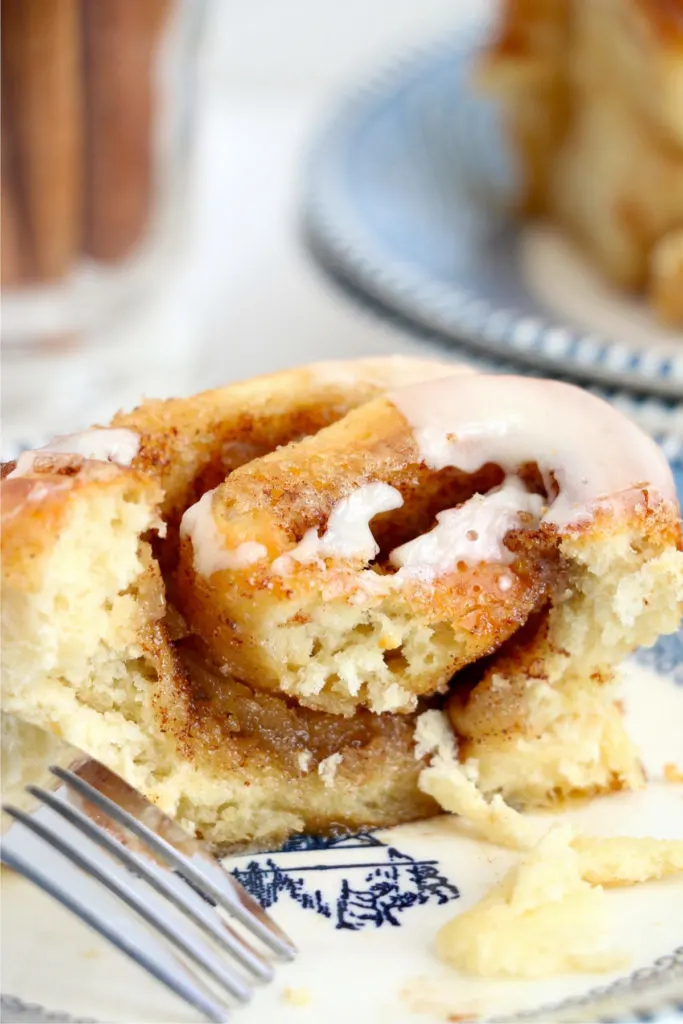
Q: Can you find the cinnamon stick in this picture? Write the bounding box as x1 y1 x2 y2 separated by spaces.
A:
1 116 34 286
82 0 171 262
1 0 83 282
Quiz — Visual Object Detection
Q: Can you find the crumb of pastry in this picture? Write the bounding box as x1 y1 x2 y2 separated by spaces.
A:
574 836 683 886
398 977 483 1022
416 711 683 880
317 752 343 787
436 826 627 978
664 762 683 783
415 711 545 851
420 711 683 981
282 987 312 1007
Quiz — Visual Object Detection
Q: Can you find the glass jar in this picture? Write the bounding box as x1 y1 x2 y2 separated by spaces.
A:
1 0 205 443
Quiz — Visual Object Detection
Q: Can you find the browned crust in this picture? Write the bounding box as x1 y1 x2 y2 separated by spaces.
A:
0 458 162 590
448 498 682 747
634 0 683 43
111 357 461 567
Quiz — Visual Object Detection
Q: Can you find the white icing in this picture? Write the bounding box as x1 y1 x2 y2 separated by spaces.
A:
28 484 51 502
274 528 322 570
8 429 140 478
180 489 267 577
275 482 404 572
498 573 513 592
390 479 543 580
319 483 404 559
388 375 676 526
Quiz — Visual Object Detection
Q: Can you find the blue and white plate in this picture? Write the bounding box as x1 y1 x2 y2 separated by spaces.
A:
2 634 683 1023
2 459 683 1023
303 22 683 404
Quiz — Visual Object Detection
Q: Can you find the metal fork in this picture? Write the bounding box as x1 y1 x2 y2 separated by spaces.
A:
1 734 296 1022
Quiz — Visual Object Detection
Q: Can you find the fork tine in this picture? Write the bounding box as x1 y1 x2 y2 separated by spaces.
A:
51 765 296 959
0 845 230 1024
3 805 253 1004
27 784 274 983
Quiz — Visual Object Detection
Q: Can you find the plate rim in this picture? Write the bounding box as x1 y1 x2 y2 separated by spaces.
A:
2 952 683 1024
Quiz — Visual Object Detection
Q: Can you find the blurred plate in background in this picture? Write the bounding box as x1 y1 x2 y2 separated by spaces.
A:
303 24 683 400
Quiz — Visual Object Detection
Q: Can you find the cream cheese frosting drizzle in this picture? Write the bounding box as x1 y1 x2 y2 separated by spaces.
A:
181 489 267 577
8 429 140 478
178 374 677 584
391 480 544 581
388 375 676 526
273 482 404 573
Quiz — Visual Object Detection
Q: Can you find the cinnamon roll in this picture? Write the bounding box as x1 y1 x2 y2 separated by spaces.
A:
2 358 681 848
480 0 683 323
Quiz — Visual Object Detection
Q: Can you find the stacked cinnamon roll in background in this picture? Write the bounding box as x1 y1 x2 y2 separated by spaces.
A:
480 0 683 324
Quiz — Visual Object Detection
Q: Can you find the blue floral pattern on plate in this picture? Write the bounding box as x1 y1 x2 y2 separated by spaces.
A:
232 831 459 930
